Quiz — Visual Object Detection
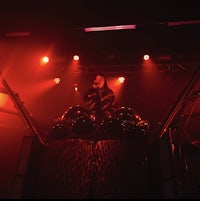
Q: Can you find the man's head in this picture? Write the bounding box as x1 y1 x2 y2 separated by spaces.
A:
94 74 107 88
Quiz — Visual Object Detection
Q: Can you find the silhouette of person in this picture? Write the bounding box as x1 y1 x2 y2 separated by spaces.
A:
83 73 119 122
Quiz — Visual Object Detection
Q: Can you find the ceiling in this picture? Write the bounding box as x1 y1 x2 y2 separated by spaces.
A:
0 0 200 65
0 1 199 27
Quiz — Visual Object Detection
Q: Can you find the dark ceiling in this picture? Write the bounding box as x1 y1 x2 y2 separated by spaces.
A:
0 0 200 65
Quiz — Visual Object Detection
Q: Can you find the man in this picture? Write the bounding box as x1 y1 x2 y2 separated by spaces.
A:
83 74 119 122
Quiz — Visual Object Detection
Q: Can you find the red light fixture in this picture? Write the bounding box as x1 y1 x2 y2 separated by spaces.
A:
40 56 49 65
54 78 60 84
74 84 78 91
143 54 150 61
118 76 125 84
73 55 79 61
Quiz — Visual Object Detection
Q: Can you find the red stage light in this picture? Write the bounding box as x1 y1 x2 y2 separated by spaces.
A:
40 56 49 65
74 85 78 91
73 55 79 61
54 78 60 84
118 77 125 84
143 54 150 61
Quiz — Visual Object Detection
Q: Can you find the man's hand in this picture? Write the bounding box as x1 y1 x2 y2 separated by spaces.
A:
93 81 99 88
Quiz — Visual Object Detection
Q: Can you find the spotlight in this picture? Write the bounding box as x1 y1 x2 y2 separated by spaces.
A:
54 78 60 84
118 76 125 84
40 56 49 65
74 84 78 91
73 55 79 61
143 54 150 61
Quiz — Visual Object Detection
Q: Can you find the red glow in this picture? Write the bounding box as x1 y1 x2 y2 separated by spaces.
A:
30 79 57 97
142 55 156 72
0 92 17 115
5 32 30 37
0 93 8 107
68 55 81 73
109 77 123 98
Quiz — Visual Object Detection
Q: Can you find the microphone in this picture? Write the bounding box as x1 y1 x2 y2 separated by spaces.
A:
93 81 99 88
